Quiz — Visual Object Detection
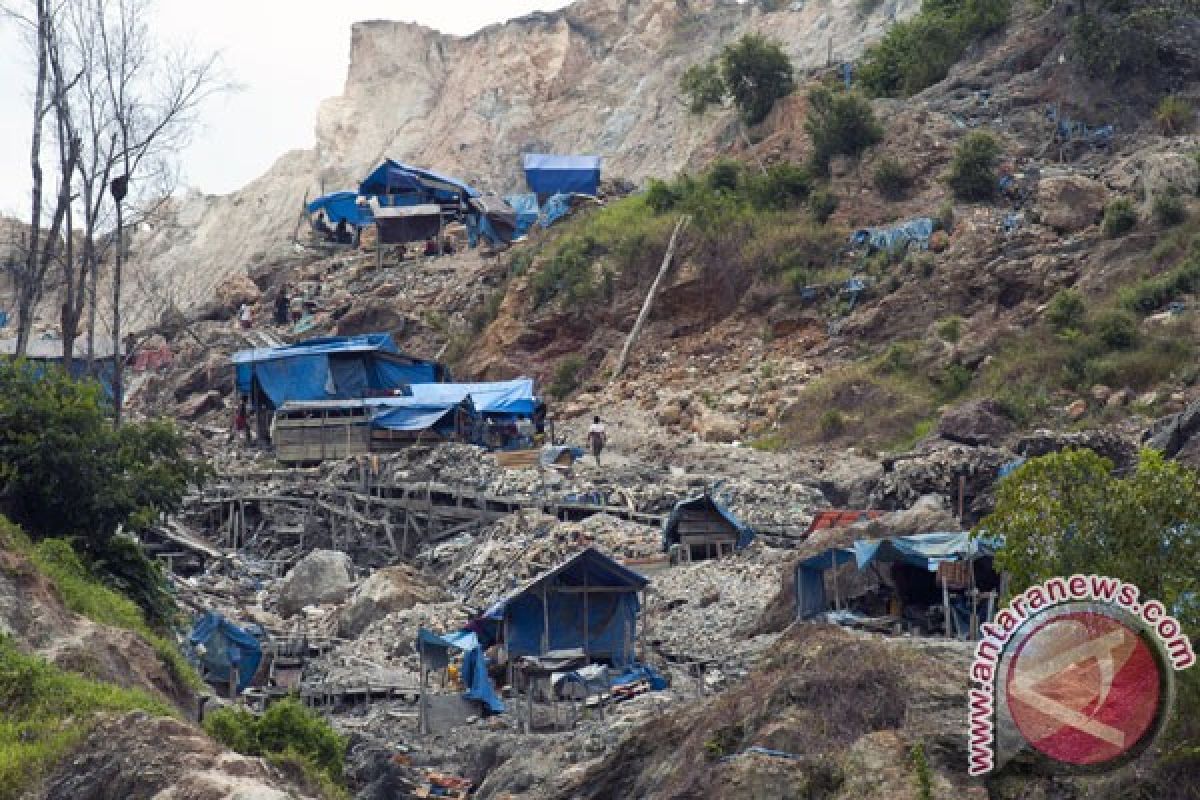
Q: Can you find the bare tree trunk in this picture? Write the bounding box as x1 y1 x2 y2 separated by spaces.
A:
613 215 690 380
112 176 124 424
17 0 50 358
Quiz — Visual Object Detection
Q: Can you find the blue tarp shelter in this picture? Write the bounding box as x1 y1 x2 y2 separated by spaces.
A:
482 547 648 666
415 628 505 714
662 494 756 557
794 547 856 620
505 193 540 237
0 336 119 400
232 334 446 409
367 395 476 437
522 153 602 200
188 612 262 692
405 378 539 416
359 159 480 208
306 191 373 228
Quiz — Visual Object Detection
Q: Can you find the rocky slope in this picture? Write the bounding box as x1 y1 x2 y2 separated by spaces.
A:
118 0 918 330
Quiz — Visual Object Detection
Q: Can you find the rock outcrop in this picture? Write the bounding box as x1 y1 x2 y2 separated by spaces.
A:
276 549 355 617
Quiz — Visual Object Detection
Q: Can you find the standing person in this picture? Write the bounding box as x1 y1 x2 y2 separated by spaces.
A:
289 291 305 324
274 285 289 326
238 303 253 330
587 416 607 466
232 398 252 448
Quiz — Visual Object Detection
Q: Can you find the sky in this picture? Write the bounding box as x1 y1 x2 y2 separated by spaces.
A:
0 0 573 218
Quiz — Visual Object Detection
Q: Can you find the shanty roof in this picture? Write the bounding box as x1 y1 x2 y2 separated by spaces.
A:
522 153 602 197
231 333 401 365
802 509 884 537
407 378 538 415
0 336 120 360
662 493 756 551
482 547 648 621
306 190 373 227
853 532 1001 571
359 159 480 200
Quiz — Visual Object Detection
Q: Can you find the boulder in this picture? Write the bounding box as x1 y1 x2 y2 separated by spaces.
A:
276 550 354 618
1066 399 1088 420
337 565 445 638
1145 399 1200 468
1018 429 1137 470
215 274 261 310
862 494 961 537
1107 388 1134 408
173 353 231 401
1140 152 1200 207
692 407 741 443
936 399 1014 446
176 391 222 420
335 298 407 338
1037 175 1106 232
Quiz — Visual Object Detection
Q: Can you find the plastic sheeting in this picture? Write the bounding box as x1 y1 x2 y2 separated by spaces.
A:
852 532 1002 572
188 612 262 692
482 548 648 666
416 628 505 713
371 404 457 432
794 548 855 620
610 663 668 691
504 193 540 237
407 379 537 415
359 159 481 204
661 494 757 552
306 191 372 227
850 217 934 253
522 153 602 198
539 192 574 228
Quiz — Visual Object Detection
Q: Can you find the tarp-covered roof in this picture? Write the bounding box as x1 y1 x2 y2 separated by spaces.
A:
662 494 756 552
415 628 505 713
306 191 373 227
407 378 538 415
359 159 480 201
232 333 398 365
483 547 648 621
188 612 262 693
522 153 602 198
853 532 1002 572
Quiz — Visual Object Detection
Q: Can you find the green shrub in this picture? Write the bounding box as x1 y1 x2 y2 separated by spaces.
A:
1046 289 1087 333
880 342 918 375
858 0 1011 97
533 233 598 307
936 200 955 233
719 34 795 125
946 132 999 201
1071 11 1160 82
819 409 846 438
645 179 679 213
1092 309 1139 350
1102 197 1138 238
204 698 346 786
808 188 839 224
680 62 725 114
935 315 962 343
805 86 883 173
549 355 585 400
706 159 743 193
873 157 912 200
1155 95 1193 135
936 363 972 400
1153 192 1187 227
745 163 812 210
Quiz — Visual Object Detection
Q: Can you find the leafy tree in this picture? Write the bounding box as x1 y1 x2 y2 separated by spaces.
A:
719 34 795 125
680 63 725 114
946 131 999 201
805 86 883 173
204 698 347 783
979 448 1199 621
0 361 206 549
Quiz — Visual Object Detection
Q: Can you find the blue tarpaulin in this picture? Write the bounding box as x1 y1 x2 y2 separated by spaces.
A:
416 628 505 713
505 193 540 237
853 532 1002 572
482 548 648 666
406 378 538 415
523 153 602 199
371 402 459 433
306 191 372 227
359 159 480 206
539 192 575 228
850 217 934 253
188 612 262 692
232 334 443 408
611 663 668 691
794 548 855 620
662 494 757 553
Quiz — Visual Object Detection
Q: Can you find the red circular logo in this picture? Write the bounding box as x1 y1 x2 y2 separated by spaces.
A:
1005 610 1165 767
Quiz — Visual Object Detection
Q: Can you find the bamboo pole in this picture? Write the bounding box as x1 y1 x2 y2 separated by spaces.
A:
612 215 690 379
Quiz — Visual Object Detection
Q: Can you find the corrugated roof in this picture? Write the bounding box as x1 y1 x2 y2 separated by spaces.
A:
802 509 883 537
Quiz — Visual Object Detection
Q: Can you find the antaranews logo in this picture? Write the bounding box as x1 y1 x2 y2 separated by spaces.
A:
968 575 1195 776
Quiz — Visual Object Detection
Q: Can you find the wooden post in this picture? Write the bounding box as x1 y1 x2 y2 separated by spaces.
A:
613 215 690 379
638 589 647 663
942 574 953 639
541 581 550 655
582 574 590 662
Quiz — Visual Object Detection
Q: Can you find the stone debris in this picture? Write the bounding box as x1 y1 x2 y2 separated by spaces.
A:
276 549 355 618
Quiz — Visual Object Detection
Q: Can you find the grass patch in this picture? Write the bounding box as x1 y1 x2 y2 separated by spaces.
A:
0 637 175 800
549 355 586 400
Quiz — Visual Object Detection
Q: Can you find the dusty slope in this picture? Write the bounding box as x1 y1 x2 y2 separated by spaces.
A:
121 0 918 330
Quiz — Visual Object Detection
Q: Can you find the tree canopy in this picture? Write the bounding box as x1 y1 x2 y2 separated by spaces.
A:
680 34 795 126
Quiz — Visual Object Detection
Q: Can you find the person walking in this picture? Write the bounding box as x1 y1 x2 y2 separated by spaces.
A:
586 415 607 466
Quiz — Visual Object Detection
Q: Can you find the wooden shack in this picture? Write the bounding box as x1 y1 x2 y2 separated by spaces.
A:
662 494 755 564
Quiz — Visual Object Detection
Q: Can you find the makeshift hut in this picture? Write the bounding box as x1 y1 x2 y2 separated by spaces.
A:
188 612 263 695
0 335 121 398
522 153 602 200
358 159 480 209
306 191 372 243
482 547 649 665
662 493 755 563
795 532 1003 639
466 195 517 247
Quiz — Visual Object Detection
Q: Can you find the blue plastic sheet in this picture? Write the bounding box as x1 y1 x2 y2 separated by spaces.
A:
416 628 505 713
523 153 602 198
406 379 537 415
188 612 262 692
610 663 668 691
539 192 574 228
359 159 480 203
505 193 540 237
850 217 934 253
853 532 1002 572
306 191 372 227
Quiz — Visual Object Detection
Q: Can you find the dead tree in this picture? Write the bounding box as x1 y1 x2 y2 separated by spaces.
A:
613 215 690 380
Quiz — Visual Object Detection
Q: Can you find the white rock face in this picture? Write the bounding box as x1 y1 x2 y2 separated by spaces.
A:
275 548 354 618
126 0 918 320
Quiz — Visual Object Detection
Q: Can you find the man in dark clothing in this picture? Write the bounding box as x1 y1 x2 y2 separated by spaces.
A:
274 286 289 326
